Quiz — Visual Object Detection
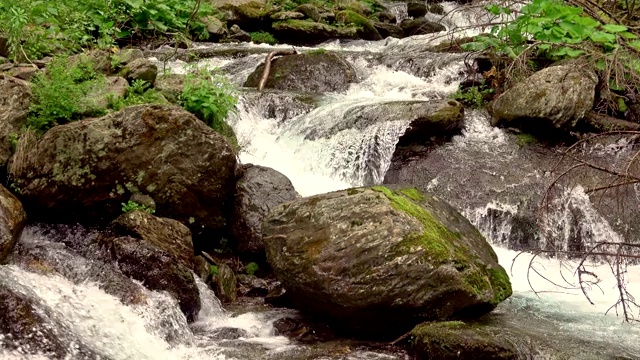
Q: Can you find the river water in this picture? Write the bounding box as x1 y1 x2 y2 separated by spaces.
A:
2 2 640 359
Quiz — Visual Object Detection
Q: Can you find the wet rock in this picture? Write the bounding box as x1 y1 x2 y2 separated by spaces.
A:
0 185 27 263
155 73 185 104
374 22 404 39
244 52 356 92
0 282 106 358
116 49 144 70
272 20 358 45
264 283 293 307
273 316 335 342
375 11 397 24
194 255 210 280
112 210 195 270
271 11 305 20
129 193 156 212
217 0 265 29
396 99 464 147
228 24 252 43
0 75 31 166
231 164 299 259
7 66 38 81
103 235 201 321
202 16 228 41
336 10 383 41
8 105 237 243
407 2 428 18
428 4 445 15
213 263 237 304
410 321 518 359
236 274 275 297
263 187 512 338
122 58 158 85
210 327 249 340
400 18 446 36
295 4 322 22
491 63 597 134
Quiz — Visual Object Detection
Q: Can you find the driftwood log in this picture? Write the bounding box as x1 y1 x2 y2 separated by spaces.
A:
258 49 298 91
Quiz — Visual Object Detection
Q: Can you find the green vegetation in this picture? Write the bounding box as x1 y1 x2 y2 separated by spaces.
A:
487 267 512 305
209 264 219 276
464 0 640 113
121 200 155 214
0 0 213 62
109 80 166 111
250 31 278 45
451 85 494 109
179 68 239 149
27 56 105 134
516 133 537 146
245 262 259 276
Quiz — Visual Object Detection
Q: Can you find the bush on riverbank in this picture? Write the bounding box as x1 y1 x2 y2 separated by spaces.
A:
0 0 213 62
461 0 640 117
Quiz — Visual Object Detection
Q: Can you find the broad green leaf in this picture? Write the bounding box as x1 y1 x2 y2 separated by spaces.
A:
620 32 638 39
602 24 628 33
628 40 640 50
589 31 616 44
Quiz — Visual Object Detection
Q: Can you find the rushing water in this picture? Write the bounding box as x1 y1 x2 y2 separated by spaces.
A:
3 2 640 359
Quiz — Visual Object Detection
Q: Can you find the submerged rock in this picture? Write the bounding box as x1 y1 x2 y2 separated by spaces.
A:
9 105 237 242
0 75 31 166
244 51 356 93
102 235 201 321
491 63 597 135
0 282 105 358
231 164 299 259
0 185 27 264
263 186 512 338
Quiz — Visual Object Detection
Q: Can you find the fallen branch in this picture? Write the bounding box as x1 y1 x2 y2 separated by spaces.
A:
258 49 297 91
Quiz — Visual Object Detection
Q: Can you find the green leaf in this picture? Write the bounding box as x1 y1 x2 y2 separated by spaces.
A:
628 40 640 50
602 24 628 33
620 32 638 39
589 31 616 44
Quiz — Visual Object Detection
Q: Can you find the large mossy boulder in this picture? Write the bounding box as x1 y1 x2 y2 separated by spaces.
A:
491 63 597 134
231 164 299 259
215 0 266 30
244 51 356 93
112 210 195 270
263 186 512 337
336 10 383 41
0 75 31 166
0 185 27 263
410 321 518 359
8 105 237 241
272 20 358 45
101 235 201 321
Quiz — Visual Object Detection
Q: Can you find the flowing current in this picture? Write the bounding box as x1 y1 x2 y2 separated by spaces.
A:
3 3 640 359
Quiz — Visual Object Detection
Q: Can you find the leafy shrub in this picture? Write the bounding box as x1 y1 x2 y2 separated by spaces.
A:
109 79 166 111
121 200 155 214
245 262 259 276
27 56 106 134
0 0 213 62
451 86 494 109
250 31 278 45
179 68 239 149
464 0 640 109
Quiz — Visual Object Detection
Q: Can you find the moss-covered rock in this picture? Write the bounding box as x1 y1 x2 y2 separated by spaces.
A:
8 105 237 244
491 62 597 135
0 75 31 167
335 10 383 41
272 19 358 45
213 263 237 304
244 51 356 92
395 99 464 147
155 73 185 104
263 187 511 338
295 4 322 22
410 321 518 359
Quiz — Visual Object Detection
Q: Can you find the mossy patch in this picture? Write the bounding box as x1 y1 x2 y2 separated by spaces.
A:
399 187 424 201
487 267 512 305
372 186 461 264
